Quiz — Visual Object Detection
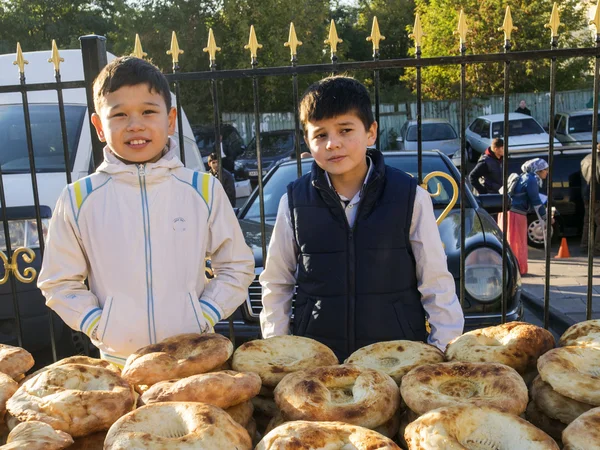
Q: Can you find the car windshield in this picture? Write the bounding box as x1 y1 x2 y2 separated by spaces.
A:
568 114 600 134
0 104 85 173
240 132 294 159
406 123 457 141
242 154 461 223
491 118 545 138
195 132 215 157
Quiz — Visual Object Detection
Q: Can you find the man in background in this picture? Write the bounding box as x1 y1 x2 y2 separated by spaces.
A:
208 152 237 207
515 100 531 116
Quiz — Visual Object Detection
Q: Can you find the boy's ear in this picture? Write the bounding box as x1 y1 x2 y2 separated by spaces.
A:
90 113 105 142
367 121 378 146
168 107 177 135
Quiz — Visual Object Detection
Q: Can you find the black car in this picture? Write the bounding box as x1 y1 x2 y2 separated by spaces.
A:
218 151 523 341
192 124 246 172
233 130 306 185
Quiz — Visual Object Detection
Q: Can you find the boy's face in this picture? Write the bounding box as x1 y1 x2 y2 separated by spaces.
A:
304 112 377 178
91 83 176 164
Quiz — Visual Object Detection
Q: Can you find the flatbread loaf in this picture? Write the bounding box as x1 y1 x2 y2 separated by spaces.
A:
562 406 600 450
20 356 120 386
345 340 444 385
7 364 135 437
537 346 600 406
1 421 73 450
525 401 566 444
0 373 17 420
140 370 261 408
405 405 559 450
445 322 555 374
531 375 594 424
256 420 401 450
400 362 528 416
232 336 338 387
274 364 400 429
0 344 34 379
559 319 600 348
225 400 254 428
104 402 252 450
122 333 233 386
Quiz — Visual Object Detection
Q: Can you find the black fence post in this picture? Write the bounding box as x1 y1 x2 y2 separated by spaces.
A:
79 35 108 171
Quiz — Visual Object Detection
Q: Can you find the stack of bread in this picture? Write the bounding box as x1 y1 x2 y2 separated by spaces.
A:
525 319 600 447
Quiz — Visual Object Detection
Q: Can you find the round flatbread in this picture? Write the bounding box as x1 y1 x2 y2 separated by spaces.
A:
526 401 566 445
232 336 338 387
537 346 600 406
405 405 559 450
400 362 528 416
559 320 600 348
3 421 73 450
445 322 555 374
20 356 120 386
531 375 594 424
0 344 34 379
0 373 17 420
562 406 600 450
225 401 254 428
345 340 444 385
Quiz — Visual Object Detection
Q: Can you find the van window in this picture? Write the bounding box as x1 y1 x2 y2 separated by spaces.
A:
241 132 296 159
0 104 86 173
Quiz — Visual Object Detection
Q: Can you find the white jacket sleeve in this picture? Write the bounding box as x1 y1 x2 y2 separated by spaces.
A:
37 187 102 337
200 180 255 326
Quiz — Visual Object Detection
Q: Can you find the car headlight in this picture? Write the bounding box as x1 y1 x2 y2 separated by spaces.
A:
234 161 244 171
0 219 49 251
464 248 503 303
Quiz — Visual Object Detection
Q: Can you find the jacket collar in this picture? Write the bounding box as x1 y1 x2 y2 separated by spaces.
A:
96 137 184 181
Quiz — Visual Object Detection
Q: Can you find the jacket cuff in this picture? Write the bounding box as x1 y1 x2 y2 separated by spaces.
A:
79 306 102 336
199 298 223 327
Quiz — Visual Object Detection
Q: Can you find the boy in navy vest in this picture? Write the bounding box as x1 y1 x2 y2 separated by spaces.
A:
259 76 463 360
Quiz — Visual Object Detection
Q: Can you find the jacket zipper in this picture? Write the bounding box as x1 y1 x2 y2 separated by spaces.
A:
138 164 156 344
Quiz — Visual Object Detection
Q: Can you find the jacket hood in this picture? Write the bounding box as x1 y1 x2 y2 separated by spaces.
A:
96 137 184 180
484 147 502 160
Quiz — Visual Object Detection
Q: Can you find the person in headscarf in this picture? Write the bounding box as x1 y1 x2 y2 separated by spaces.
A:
498 158 549 275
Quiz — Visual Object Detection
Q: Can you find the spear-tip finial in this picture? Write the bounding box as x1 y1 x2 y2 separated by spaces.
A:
166 31 184 64
454 9 468 47
203 28 221 62
244 25 263 60
284 22 303 58
498 6 518 42
409 13 424 49
324 19 343 55
366 16 385 53
13 43 28 74
48 40 64 72
545 2 563 38
132 34 147 59
591 3 600 35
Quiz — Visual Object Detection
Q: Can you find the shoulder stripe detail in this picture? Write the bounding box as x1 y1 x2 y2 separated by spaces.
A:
70 176 112 224
172 172 213 218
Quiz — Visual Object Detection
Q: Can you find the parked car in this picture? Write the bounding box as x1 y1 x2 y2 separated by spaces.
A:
466 113 561 162
234 129 306 185
227 151 523 341
396 119 460 156
553 109 600 145
193 123 246 171
0 49 204 365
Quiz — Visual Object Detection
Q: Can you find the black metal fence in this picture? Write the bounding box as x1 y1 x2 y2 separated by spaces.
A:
0 5 598 363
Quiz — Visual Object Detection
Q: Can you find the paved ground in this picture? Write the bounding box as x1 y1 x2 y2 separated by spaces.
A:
521 236 599 335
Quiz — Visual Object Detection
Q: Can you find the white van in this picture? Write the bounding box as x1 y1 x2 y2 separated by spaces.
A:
0 49 203 213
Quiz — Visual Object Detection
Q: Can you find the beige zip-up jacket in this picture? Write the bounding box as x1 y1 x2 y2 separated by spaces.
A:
38 139 254 364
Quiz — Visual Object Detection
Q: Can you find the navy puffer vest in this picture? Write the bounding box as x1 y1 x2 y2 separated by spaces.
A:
287 150 427 361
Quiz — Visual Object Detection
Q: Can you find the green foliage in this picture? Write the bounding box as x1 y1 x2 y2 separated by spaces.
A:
403 0 594 99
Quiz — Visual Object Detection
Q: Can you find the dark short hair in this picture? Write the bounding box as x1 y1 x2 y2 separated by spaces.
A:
492 138 504 148
93 57 171 112
208 152 218 162
299 76 374 132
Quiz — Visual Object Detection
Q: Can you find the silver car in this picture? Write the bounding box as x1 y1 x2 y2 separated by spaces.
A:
465 113 561 162
396 119 460 156
554 109 600 145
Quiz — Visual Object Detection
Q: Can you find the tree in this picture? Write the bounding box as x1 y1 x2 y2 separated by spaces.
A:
402 0 593 100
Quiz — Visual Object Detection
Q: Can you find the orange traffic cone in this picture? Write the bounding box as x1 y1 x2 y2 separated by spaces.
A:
555 237 571 258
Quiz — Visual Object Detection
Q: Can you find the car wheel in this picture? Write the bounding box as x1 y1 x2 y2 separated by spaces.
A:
527 215 557 249
467 145 478 163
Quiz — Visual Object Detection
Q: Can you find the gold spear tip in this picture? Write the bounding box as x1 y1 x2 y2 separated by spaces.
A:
324 19 343 54
591 3 600 34
545 2 563 38
132 34 147 59
454 9 468 44
498 5 518 41
166 31 184 64
13 42 29 74
244 25 263 59
366 16 386 52
409 13 424 49
48 39 64 72
284 22 303 57
203 28 221 61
